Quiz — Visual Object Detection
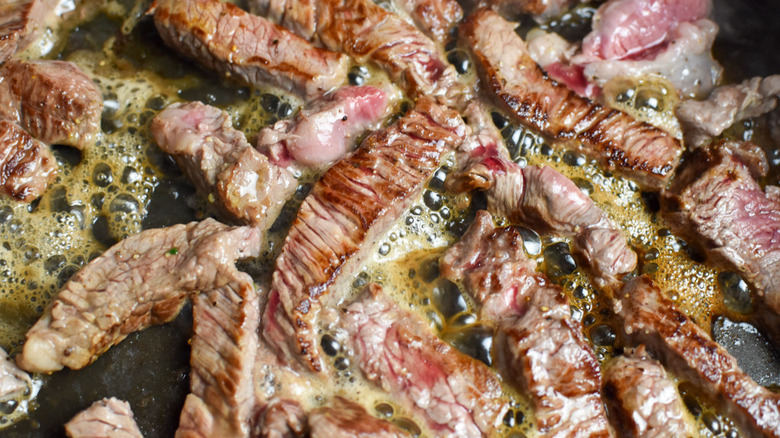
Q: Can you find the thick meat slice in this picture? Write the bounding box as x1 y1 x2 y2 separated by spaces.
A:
17 218 261 373
617 276 780 438
0 120 57 202
176 272 258 438
460 9 682 190
308 396 409 438
447 104 636 288
440 210 612 437
151 102 296 234
0 0 58 63
0 59 102 150
64 398 143 438
264 97 465 372
602 346 694 438
340 283 507 437
153 0 348 101
0 347 30 402
391 0 463 46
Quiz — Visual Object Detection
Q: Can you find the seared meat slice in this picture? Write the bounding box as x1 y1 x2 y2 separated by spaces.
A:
17 218 260 373
677 75 780 147
264 97 465 372
0 0 58 63
602 346 694 438
0 120 57 202
447 104 636 287
64 398 143 438
308 396 409 438
339 283 507 437
0 347 30 402
391 0 463 46
475 0 583 22
441 210 612 437
177 272 258 438
617 276 780 438
151 102 296 234
0 59 102 150
153 0 348 101
460 9 682 190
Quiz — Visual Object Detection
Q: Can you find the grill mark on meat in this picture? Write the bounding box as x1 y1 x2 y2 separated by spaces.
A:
602 346 694 438
153 0 349 101
64 398 143 438
340 283 508 437
0 346 30 403
460 9 682 190
0 0 58 64
308 396 410 438
176 272 258 438
440 210 613 437
617 275 780 438
0 120 57 202
17 218 261 374
390 0 463 46
265 97 465 372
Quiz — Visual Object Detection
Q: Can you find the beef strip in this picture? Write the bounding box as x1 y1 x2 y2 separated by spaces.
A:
252 399 306 438
447 103 636 288
440 210 613 437
177 272 258 438
153 0 348 101
602 346 694 438
0 346 30 402
0 59 102 150
0 0 58 64
390 0 463 46
339 283 507 437
263 97 465 372
308 396 409 438
0 120 57 202
64 398 143 438
17 218 261 373
151 101 297 235
617 275 780 438
676 75 780 148
460 8 682 190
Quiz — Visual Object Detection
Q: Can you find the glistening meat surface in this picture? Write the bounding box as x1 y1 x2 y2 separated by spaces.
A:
0 0 58 64
0 347 30 403
308 396 410 438
0 120 57 202
64 398 143 438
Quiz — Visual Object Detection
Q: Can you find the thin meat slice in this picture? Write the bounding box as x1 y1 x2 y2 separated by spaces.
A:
0 59 103 150
151 102 296 234
391 0 463 46
617 275 780 438
0 347 30 402
602 346 694 438
0 0 59 64
176 272 258 438
153 0 348 101
17 218 261 374
264 97 465 372
460 9 682 190
0 120 57 202
440 210 613 437
308 396 409 438
339 283 508 437
64 398 143 438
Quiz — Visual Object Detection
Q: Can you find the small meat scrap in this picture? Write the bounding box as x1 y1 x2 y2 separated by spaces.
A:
617 276 780 438
441 211 612 437
153 0 348 101
264 97 465 372
0 59 103 150
18 218 261 373
0 346 30 402
309 396 410 438
0 0 59 64
460 9 682 190
151 102 296 234
603 346 694 438
390 0 463 46
339 283 507 437
176 272 258 438
0 120 57 202
64 398 143 438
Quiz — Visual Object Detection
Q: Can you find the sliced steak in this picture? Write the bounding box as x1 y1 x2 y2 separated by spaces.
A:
391 0 463 46
151 101 296 234
0 59 102 150
0 0 58 64
602 346 694 438
460 8 682 190
617 275 780 438
177 272 258 438
440 210 613 437
0 120 57 202
308 396 409 438
339 283 507 437
0 346 30 402
64 398 143 438
153 0 349 101
17 218 261 373
264 97 465 372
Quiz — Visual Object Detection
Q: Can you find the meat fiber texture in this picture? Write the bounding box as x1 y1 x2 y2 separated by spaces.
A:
0 0 60 64
17 218 261 373
64 398 143 438
0 120 57 202
308 397 410 438
0 346 30 403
